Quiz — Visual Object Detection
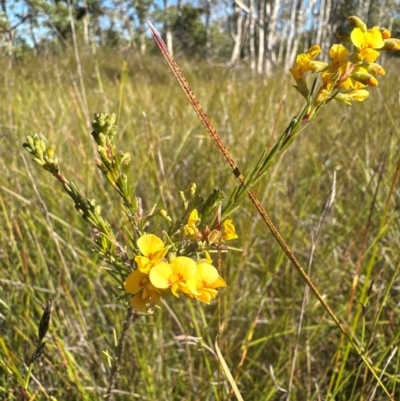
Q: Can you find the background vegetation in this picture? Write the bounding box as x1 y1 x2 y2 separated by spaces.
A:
1 0 400 73
1 47 400 400
1 1 400 400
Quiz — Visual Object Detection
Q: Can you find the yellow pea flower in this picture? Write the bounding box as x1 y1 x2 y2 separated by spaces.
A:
135 234 169 273
290 45 326 98
329 44 350 63
186 262 226 304
351 27 384 62
124 270 162 312
149 257 197 297
183 209 200 238
129 289 162 312
222 219 238 240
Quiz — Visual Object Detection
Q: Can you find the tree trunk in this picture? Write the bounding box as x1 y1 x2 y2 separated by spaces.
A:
257 0 265 74
265 0 280 76
357 0 372 22
139 20 146 55
249 0 256 73
321 0 332 55
83 15 89 46
377 0 389 26
177 0 183 52
228 3 245 67
284 0 298 70
289 0 313 69
315 0 326 46
205 0 212 62
164 0 173 55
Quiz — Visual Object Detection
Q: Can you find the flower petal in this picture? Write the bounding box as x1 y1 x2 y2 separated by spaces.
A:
208 276 227 289
124 270 149 294
222 220 238 240
368 27 384 49
137 234 165 256
130 292 148 312
351 27 365 49
149 262 173 289
196 262 219 286
171 257 197 280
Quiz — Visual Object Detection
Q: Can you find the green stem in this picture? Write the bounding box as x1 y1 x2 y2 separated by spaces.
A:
23 362 34 390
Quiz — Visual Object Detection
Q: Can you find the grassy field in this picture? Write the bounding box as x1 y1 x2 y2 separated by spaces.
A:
0 48 400 401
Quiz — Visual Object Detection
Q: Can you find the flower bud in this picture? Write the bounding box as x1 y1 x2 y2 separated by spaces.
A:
351 71 379 87
33 157 45 167
314 89 331 106
366 63 385 76
348 16 367 31
47 147 55 159
380 28 391 39
335 89 369 105
179 191 186 203
382 38 400 51
190 183 196 197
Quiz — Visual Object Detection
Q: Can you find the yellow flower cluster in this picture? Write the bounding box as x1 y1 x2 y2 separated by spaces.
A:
183 209 239 242
124 228 234 312
290 15 400 106
124 210 239 311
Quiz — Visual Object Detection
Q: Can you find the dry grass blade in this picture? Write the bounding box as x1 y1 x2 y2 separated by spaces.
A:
215 337 244 401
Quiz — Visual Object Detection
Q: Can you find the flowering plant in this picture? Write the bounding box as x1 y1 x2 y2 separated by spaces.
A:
290 16 399 107
22 14 399 399
23 113 239 313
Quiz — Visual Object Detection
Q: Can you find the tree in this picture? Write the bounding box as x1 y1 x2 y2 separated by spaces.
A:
170 3 206 57
133 0 153 55
228 1 247 67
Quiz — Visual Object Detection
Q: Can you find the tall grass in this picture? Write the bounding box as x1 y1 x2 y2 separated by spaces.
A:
0 49 399 400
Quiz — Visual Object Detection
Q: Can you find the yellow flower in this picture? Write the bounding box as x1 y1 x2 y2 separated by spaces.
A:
130 290 162 312
124 270 162 312
314 88 331 105
335 89 370 105
222 219 238 240
149 257 197 297
329 44 350 63
183 209 200 238
328 44 352 77
289 46 323 79
186 262 226 304
289 45 325 98
351 27 384 62
135 234 169 273
125 270 148 294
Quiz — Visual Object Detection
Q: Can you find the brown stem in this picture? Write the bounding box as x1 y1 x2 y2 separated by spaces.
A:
105 307 137 401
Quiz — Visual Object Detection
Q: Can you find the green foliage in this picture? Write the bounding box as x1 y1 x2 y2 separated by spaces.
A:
171 4 207 57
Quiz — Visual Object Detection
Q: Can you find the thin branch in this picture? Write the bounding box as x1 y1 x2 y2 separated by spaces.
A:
105 307 137 401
